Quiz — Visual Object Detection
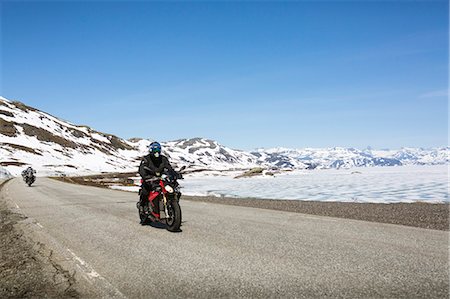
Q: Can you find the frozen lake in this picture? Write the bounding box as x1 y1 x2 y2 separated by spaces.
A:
180 165 449 203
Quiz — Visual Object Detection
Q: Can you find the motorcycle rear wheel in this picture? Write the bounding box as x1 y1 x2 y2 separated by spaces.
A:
166 201 181 232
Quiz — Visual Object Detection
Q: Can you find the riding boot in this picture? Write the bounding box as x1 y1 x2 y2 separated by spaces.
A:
139 192 148 207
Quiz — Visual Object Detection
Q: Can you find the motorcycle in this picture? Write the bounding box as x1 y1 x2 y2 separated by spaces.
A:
22 170 36 187
137 167 184 232
26 175 35 187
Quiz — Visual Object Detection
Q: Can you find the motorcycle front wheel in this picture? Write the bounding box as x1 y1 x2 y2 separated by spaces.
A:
166 201 181 232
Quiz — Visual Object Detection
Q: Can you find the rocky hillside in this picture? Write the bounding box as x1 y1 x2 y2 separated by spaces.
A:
0 97 260 176
163 138 258 170
0 97 141 176
1 96 448 176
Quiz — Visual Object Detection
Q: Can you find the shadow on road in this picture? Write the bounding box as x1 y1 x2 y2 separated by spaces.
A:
140 221 183 233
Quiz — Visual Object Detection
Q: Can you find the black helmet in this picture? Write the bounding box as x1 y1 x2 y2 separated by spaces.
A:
149 142 162 157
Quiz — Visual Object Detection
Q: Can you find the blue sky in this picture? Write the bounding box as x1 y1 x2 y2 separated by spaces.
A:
1 1 448 150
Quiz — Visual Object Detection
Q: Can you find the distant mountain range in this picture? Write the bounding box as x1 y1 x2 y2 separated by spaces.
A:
1 96 448 177
253 146 449 169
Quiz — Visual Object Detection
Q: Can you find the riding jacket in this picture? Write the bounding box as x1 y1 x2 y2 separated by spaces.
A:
138 154 175 181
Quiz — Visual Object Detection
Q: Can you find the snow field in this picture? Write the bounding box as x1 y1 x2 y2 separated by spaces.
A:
112 165 448 204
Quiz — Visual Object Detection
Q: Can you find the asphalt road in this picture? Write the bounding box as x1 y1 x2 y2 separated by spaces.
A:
2 178 448 298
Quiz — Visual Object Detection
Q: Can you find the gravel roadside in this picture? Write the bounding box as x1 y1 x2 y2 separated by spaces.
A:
0 179 80 299
183 195 449 231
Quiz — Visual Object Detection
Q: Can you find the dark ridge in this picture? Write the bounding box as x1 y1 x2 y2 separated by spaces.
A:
0 143 43 155
108 135 134 151
11 101 38 112
90 143 112 155
0 110 14 117
188 147 200 154
21 123 79 149
218 148 238 163
177 137 207 149
68 128 88 139
128 137 143 142
43 164 78 169
0 161 27 166
0 118 19 137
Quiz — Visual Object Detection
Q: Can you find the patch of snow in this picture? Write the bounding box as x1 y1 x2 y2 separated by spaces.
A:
109 165 448 204
109 185 140 192
179 165 448 203
0 167 12 179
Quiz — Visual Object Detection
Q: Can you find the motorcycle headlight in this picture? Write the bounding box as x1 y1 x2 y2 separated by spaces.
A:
165 185 174 193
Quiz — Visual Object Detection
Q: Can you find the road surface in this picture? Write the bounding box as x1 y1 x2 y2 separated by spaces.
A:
1 178 448 298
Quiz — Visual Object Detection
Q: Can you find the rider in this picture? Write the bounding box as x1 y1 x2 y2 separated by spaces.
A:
138 142 178 221
22 166 35 180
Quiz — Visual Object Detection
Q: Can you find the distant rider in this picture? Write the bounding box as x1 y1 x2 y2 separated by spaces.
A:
22 166 35 181
138 142 180 222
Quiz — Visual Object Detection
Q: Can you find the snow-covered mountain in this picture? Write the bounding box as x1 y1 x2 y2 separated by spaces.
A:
254 147 449 169
1 96 448 176
0 97 144 176
163 138 259 170
0 97 260 176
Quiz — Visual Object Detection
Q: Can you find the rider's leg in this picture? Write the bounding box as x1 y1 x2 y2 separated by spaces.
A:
140 183 150 207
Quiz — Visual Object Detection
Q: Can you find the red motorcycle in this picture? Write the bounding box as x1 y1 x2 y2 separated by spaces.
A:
137 169 183 232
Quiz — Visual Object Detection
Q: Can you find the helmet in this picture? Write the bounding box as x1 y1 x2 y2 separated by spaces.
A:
149 142 161 157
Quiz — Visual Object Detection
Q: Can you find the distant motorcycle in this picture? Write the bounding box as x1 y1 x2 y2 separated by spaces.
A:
21 168 36 187
137 167 185 232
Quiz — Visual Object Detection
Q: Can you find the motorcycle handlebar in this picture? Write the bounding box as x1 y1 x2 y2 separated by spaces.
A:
144 177 161 183
145 176 182 183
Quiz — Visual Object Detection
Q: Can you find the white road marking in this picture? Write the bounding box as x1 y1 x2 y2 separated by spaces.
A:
67 249 127 298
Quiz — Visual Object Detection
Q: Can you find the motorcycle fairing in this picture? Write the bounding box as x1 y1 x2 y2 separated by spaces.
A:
148 191 159 202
